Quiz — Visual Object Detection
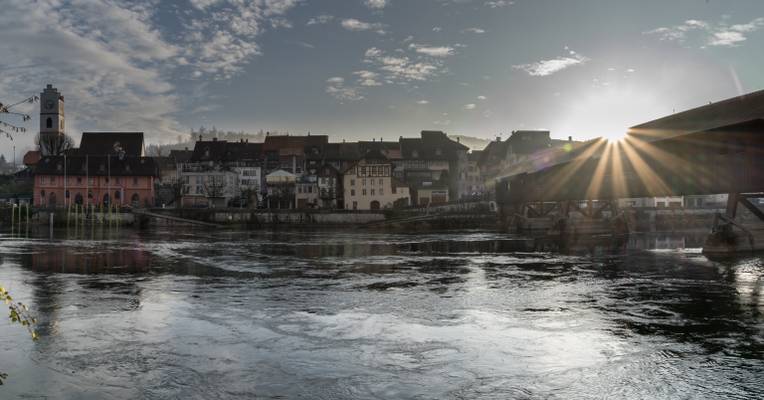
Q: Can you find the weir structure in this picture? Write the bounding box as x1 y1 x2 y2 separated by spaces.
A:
496 90 764 255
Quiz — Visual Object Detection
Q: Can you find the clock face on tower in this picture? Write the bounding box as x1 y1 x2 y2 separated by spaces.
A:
45 100 55 110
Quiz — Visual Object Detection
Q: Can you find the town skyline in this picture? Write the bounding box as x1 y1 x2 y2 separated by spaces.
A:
2 0 764 160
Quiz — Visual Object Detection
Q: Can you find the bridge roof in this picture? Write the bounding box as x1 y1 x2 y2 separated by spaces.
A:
628 89 764 141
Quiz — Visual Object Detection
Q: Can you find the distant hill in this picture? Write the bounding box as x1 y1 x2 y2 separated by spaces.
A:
146 127 272 156
448 135 492 151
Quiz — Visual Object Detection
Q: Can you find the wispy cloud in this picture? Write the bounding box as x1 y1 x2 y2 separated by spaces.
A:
364 47 444 82
0 0 303 146
409 43 456 57
464 103 476 110
417 100 430 104
325 77 364 101
341 18 386 34
324 43 453 102
354 70 382 86
513 48 590 76
364 0 388 9
645 17 764 47
462 27 486 34
485 1 513 7
307 14 334 25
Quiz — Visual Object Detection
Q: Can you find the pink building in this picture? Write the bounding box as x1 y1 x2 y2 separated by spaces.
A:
33 155 157 208
33 132 157 208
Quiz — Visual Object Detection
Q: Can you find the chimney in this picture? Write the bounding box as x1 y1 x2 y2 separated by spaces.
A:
212 137 217 142
199 134 203 141
266 131 270 136
456 137 460 143
373 138 376 142
380 137 382 142
568 136 572 142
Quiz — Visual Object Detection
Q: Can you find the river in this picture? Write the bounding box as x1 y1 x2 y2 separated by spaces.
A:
0 227 762 399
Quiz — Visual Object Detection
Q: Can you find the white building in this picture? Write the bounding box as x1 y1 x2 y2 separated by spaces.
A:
343 151 410 210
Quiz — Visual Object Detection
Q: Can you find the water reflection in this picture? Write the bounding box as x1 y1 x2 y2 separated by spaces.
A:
23 246 151 274
0 228 761 399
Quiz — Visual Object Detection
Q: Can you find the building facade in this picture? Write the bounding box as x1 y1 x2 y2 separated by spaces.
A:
34 154 157 208
343 152 410 210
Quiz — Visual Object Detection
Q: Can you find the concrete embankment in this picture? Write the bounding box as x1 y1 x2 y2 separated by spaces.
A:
146 208 388 227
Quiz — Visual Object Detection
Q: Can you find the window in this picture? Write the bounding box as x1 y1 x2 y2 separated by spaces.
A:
361 166 367 175
351 189 356 196
46 117 52 129
379 178 383 185
362 178 366 186
350 179 355 186
371 179 375 186
133 177 139 185
49 176 56 184
371 189 375 196
379 188 384 195
362 189 367 196
77 177 82 184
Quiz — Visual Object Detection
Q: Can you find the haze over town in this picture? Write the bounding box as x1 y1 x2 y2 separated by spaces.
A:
1 0 763 158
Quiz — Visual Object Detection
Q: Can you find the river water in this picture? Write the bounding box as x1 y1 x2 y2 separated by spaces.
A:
0 227 762 399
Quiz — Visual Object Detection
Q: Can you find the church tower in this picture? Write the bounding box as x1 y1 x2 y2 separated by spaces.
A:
39 84 65 154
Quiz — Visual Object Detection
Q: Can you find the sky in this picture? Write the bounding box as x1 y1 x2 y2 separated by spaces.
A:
1 0 764 160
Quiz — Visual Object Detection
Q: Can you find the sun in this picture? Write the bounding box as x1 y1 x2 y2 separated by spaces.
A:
606 130 628 142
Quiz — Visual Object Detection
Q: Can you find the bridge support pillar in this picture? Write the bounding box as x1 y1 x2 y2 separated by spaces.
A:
703 193 764 256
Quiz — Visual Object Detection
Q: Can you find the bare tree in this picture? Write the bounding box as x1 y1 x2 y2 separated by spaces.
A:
202 174 227 198
35 133 74 156
0 95 37 141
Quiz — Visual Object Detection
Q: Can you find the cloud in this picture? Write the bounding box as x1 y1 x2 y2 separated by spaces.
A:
307 14 334 25
341 18 386 34
0 0 303 149
417 100 430 104
513 49 590 76
365 47 383 58
645 17 764 47
485 1 513 7
364 0 388 9
464 103 476 110
409 43 455 57
325 77 364 101
354 70 382 86
462 27 486 34
363 47 446 82
325 41 454 102
433 26 442 32
477 95 486 100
